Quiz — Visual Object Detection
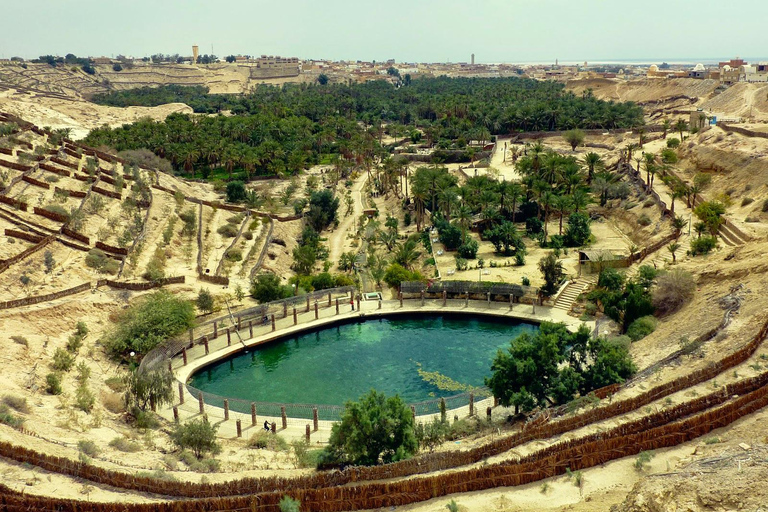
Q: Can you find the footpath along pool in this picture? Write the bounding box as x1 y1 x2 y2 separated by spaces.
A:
189 314 538 416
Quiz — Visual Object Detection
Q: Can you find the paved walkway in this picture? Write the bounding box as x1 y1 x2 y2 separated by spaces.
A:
162 298 590 444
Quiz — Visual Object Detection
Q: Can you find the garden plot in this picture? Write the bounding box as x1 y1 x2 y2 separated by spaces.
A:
0 219 34 259
124 190 181 280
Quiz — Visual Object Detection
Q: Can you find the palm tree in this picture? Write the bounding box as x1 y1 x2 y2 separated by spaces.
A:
393 239 421 270
661 119 671 139
675 119 688 141
644 153 656 186
552 195 572 235
694 221 707 239
672 215 686 239
338 252 357 273
667 242 680 263
670 185 686 215
570 189 592 213
540 191 555 242
456 205 473 239
582 152 603 185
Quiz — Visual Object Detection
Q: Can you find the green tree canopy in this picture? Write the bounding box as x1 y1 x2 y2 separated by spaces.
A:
105 291 196 359
322 390 418 466
485 322 634 413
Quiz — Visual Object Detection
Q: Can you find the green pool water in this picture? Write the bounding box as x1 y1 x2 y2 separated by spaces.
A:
189 314 538 409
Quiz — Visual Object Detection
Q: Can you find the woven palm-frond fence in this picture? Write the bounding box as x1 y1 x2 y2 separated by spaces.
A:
1 376 767 512
3 316 766 501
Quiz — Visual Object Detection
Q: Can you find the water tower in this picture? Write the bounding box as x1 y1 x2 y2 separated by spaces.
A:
192 45 199 64
471 53 475 65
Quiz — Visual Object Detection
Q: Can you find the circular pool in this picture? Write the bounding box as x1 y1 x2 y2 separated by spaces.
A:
189 314 537 412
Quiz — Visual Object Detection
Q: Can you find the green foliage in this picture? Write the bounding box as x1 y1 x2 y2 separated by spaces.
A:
592 267 656 333
484 221 525 255
85 79 642 180
217 223 239 237
306 189 339 232
538 252 564 296
626 316 658 342
123 369 174 413
279 496 301 512
446 500 460 512
383 263 424 289
143 248 166 282
169 419 221 459
52 347 75 372
225 181 247 203
660 148 678 163
457 238 479 259
563 212 591 247
666 137 680 148
694 201 726 235
690 235 717 256
179 208 197 236
634 450 654 471
415 417 450 452
486 322 635 413
45 373 62 395
563 128 585 150
322 390 417 466
250 273 293 303
0 404 24 428
43 250 55 274
196 288 214 314
438 223 463 250
104 290 195 359
85 248 119 274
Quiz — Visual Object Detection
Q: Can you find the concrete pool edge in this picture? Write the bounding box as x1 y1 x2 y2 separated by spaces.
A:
162 299 593 440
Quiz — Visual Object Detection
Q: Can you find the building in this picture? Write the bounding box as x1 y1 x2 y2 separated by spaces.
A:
249 56 300 79
192 45 199 64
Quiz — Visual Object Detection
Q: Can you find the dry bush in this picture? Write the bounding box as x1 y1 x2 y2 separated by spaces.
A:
101 391 125 414
2 395 30 414
653 269 695 316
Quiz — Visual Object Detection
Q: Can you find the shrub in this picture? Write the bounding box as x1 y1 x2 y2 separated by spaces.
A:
44 250 55 273
104 290 195 359
666 137 680 148
637 214 652 227
741 197 754 207
0 404 24 428
123 369 174 413
2 395 30 414
660 148 678 164
564 212 591 247
690 235 717 256
250 273 293 303
653 270 695 317
225 248 242 262
522 276 531 286
78 440 100 457
626 316 658 342
217 223 239 238
85 248 119 274
10 335 28 346
457 238 478 259
45 373 62 395
196 288 214 314
52 347 75 372
321 390 417 466
279 496 301 512
109 436 141 452
169 419 221 459
75 385 95 413
247 430 290 451
225 181 247 203
179 208 197 236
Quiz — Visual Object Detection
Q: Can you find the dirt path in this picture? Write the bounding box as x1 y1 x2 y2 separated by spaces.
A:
328 172 369 266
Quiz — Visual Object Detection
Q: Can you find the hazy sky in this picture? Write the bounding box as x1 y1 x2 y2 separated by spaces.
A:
1 0 765 63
